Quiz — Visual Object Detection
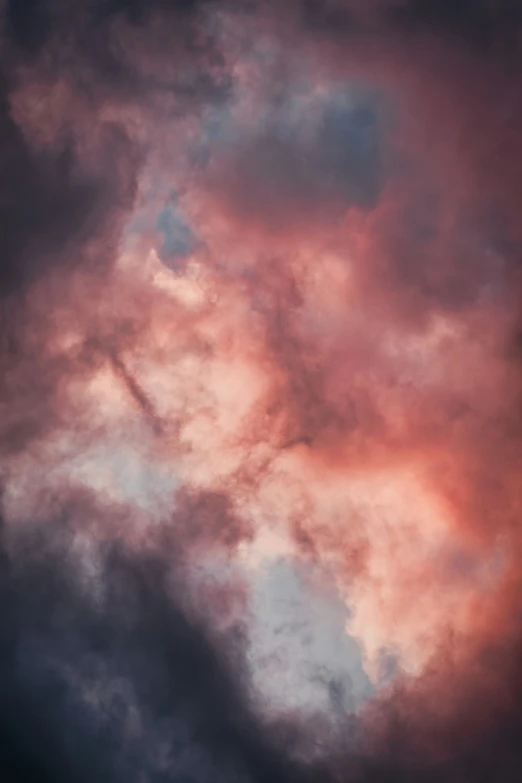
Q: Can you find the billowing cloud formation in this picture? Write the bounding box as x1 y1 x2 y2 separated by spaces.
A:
2 1 522 781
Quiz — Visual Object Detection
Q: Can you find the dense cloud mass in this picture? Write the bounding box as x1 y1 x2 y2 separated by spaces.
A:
2 0 522 781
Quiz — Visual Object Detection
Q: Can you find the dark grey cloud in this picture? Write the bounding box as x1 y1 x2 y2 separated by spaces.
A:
299 0 522 51
0 0 228 300
384 0 522 51
0 93 136 297
0 510 308 783
2 471 522 779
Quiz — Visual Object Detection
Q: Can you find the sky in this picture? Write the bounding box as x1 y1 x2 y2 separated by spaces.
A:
1 0 522 781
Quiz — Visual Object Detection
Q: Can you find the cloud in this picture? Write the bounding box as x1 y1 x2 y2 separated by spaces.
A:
0 511 303 783
200 85 385 231
2 0 522 782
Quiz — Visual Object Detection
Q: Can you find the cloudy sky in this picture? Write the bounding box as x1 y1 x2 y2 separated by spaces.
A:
1 1 522 781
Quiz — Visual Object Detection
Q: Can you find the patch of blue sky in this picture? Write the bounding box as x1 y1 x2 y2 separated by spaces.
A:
156 201 196 268
208 74 384 212
120 187 199 271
